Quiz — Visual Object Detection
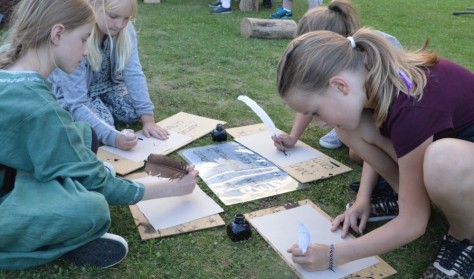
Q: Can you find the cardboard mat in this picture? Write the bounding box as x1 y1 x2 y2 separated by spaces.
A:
227 124 351 183
245 199 396 278
98 112 225 176
126 172 225 240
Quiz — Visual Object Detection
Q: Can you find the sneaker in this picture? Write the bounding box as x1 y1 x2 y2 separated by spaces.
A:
421 235 474 279
319 129 342 149
270 7 292 19
210 5 232 14
209 0 221 8
263 0 272 8
349 177 394 199
346 192 399 222
61 233 128 268
102 161 116 177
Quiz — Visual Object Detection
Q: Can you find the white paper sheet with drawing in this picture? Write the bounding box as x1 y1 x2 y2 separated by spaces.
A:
100 130 193 162
250 205 379 279
134 176 224 230
234 131 322 168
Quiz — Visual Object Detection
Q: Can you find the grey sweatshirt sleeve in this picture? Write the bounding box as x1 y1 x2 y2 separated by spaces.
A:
377 31 403 49
48 62 119 147
122 23 155 117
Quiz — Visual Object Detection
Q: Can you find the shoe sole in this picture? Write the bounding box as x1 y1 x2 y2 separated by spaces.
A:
318 140 342 149
345 203 397 222
62 233 128 268
212 11 232 14
367 215 397 222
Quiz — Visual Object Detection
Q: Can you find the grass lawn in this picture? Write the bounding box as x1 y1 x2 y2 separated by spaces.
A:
1 0 474 278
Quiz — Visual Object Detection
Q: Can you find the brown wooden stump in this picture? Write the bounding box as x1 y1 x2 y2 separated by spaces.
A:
240 17 297 39
239 0 259 12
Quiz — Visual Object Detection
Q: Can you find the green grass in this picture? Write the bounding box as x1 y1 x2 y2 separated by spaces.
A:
2 0 474 278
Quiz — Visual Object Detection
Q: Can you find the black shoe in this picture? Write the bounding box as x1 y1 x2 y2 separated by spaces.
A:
346 191 399 222
349 177 393 198
263 0 272 9
61 233 128 268
421 235 474 278
209 0 221 8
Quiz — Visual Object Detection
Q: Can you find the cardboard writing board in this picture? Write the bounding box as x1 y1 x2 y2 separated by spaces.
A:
227 124 351 183
98 112 225 176
126 172 225 240
245 200 397 278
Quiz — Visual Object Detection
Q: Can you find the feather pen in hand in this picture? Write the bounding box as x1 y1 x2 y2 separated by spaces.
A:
237 95 279 137
144 154 189 180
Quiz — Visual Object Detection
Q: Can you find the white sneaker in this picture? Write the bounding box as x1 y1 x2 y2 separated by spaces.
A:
61 233 128 268
102 161 116 177
319 129 342 149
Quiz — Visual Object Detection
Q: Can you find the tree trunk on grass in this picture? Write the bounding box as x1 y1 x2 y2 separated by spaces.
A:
240 18 297 39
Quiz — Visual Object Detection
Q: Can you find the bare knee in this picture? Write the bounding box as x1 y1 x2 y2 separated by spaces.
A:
424 139 470 198
348 149 363 165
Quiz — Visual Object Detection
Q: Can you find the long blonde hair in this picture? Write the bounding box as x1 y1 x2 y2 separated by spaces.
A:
277 28 439 127
0 0 95 69
297 0 361 37
87 0 137 72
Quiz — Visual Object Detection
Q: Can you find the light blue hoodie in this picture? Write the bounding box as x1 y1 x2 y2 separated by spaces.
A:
48 23 154 147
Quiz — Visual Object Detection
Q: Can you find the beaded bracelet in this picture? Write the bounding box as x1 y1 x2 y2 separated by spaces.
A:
329 244 335 271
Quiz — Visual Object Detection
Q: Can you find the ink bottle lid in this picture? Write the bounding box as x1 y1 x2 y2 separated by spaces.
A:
227 213 252 242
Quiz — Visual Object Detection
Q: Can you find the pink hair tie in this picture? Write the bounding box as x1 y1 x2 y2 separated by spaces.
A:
397 69 413 99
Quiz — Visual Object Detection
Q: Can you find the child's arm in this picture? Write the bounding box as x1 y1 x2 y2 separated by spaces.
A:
273 112 312 150
292 139 432 271
140 167 199 200
141 114 170 140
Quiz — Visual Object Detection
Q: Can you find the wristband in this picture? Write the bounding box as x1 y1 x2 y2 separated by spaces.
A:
329 244 335 271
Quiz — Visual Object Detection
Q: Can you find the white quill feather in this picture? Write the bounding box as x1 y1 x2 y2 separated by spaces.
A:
237 95 279 137
298 222 311 254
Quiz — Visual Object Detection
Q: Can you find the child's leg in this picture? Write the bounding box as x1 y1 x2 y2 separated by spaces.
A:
101 86 139 125
0 172 110 270
424 138 474 242
88 95 115 126
307 0 322 10
220 0 231 8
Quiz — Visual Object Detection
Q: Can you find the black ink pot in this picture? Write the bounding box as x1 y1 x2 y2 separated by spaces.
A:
227 214 252 242
211 124 227 142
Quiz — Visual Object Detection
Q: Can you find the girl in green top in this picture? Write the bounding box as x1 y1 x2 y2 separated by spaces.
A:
0 0 197 270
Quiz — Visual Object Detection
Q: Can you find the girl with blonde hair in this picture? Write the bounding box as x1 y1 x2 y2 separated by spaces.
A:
0 0 197 270
49 0 169 151
273 0 402 222
279 28 474 278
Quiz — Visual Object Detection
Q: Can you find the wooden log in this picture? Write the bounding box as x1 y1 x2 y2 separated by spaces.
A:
240 18 297 39
239 0 259 12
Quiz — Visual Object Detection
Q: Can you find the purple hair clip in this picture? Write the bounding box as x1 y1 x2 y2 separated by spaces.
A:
397 69 412 99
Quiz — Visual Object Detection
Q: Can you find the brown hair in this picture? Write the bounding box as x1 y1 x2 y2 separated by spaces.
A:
0 0 95 69
296 0 361 37
277 28 439 127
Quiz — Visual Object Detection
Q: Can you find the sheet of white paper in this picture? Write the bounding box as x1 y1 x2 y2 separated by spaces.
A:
235 131 322 167
134 176 224 230
100 130 193 162
250 205 379 279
